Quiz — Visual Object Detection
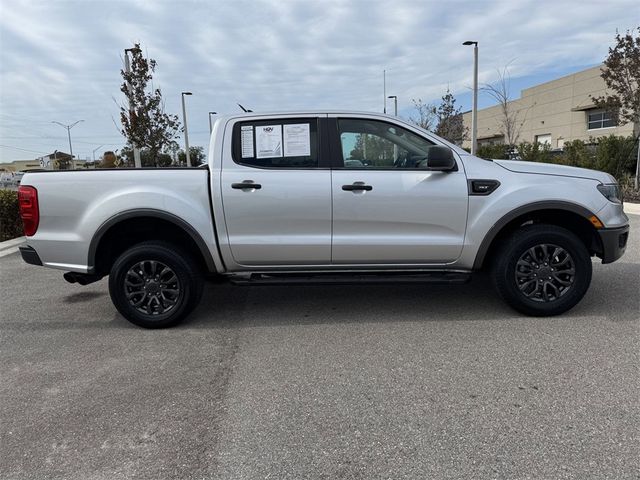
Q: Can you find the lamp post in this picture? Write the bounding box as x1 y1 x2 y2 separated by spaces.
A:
52 120 83 169
124 47 142 168
387 95 398 116
463 40 479 155
208 111 217 134
383 69 386 113
92 145 104 166
181 92 193 167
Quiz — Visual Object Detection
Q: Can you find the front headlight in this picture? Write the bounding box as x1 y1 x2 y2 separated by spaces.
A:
597 184 622 204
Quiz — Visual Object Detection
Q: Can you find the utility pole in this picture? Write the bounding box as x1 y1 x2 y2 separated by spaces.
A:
181 92 193 167
463 41 479 155
383 69 386 114
208 111 217 134
124 47 142 168
52 120 83 169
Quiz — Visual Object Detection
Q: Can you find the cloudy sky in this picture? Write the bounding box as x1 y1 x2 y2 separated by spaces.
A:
0 0 637 162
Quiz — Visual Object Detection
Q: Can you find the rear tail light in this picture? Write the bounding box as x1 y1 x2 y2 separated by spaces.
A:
18 185 39 236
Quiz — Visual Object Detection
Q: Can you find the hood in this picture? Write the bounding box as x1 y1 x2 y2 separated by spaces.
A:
494 159 615 184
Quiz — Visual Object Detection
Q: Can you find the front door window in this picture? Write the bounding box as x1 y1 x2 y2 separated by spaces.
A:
338 118 436 169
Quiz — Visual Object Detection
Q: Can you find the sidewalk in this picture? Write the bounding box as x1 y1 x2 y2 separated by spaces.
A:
625 202 640 216
0 236 25 258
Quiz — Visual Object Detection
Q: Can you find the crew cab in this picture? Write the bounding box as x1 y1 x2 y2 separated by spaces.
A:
18 112 630 328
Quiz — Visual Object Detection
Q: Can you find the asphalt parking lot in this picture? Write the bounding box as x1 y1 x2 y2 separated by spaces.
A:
1 216 638 480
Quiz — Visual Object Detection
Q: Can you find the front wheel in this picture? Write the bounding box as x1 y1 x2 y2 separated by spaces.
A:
492 225 592 316
109 241 204 328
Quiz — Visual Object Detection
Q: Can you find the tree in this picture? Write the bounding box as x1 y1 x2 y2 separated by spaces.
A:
433 88 467 145
591 28 640 189
348 134 394 166
178 146 206 166
119 44 181 167
408 98 436 131
482 67 530 148
120 146 174 167
100 151 119 168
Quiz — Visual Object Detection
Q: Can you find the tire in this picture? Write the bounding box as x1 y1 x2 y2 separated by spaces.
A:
492 224 592 316
109 241 204 328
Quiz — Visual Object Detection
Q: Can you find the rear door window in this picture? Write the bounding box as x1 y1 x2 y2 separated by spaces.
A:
232 118 319 168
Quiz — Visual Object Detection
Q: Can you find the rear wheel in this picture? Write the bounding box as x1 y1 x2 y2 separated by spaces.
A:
492 225 592 316
109 241 204 328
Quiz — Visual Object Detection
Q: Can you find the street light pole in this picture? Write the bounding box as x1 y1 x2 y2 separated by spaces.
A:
124 47 142 168
388 95 398 160
383 69 386 114
92 145 104 165
208 111 217 134
463 40 479 155
181 92 193 167
52 120 83 169
388 95 398 116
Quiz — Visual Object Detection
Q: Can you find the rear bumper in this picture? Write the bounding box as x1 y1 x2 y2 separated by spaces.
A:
19 245 42 266
598 225 629 264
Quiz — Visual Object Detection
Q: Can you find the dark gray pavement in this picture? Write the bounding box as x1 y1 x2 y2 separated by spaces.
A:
1 216 638 479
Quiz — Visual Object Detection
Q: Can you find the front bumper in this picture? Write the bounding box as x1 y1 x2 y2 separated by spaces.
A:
19 245 42 266
598 225 629 264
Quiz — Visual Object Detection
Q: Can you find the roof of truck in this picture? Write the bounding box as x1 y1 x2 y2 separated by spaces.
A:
212 110 400 121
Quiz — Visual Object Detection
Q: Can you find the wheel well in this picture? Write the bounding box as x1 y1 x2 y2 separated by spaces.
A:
92 216 211 276
479 209 603 270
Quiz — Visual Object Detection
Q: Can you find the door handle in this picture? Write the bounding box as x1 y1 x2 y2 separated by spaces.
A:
342 182 372 192
231 181 262 190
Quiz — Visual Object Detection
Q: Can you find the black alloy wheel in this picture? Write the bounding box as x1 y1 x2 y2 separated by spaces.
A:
109 241 204 328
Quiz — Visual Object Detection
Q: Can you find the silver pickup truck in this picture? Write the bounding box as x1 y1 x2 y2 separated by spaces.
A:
18 112 630 328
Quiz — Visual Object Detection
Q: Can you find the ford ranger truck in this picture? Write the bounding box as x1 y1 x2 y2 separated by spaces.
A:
17 112 630 328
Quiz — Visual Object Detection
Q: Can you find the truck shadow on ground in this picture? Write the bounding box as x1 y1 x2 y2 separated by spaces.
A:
63 291 107 304
179 263 640 329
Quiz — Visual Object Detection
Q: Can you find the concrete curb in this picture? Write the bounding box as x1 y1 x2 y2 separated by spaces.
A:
624 202 640 216
0 236 25 258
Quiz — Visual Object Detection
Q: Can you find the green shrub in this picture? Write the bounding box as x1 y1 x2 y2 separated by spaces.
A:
516 141 552 163
0 190 23 241
477 136 638 188
620 174 640 203
562 139 596 169
593 135 637 179
475 144 509 160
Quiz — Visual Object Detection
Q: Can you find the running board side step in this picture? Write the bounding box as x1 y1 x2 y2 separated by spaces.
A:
229 271 472 286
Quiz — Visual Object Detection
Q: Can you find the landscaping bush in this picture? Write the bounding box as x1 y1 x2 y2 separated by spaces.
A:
620 174 640 203
516 141 552 163
561 139 596 169
593 135 637 179
475 144 509 160
474 135 639 198
0 190 23 241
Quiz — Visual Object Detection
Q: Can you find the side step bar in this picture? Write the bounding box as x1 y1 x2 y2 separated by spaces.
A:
229 271 472 286
63 272 104 286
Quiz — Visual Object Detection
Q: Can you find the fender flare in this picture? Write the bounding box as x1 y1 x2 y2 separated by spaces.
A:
88 209 217 273
473 200 597 269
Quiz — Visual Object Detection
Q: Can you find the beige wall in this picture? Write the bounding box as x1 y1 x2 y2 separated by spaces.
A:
0 159 88 172
463 65 638 149
0 160 42 172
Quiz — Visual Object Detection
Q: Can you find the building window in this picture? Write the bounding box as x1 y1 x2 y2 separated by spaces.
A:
587 110 615 130
535 134 551 146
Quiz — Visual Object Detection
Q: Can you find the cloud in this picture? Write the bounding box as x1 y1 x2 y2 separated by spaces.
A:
0 0 636 160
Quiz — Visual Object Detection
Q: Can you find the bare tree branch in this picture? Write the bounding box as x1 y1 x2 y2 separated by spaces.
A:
408 98 437 131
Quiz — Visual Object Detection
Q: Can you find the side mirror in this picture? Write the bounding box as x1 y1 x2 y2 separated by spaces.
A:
424 146 457 171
